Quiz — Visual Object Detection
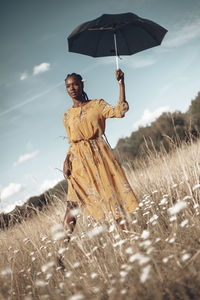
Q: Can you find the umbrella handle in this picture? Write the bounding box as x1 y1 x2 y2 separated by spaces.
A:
114 32 119 70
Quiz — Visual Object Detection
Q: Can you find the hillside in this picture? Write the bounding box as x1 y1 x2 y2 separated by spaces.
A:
115 91 200 162
0 180 68 229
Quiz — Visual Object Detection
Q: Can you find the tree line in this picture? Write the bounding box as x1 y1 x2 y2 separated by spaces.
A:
114 91 200 162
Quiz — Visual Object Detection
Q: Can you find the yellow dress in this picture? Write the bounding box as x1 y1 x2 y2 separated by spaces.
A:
62 98 138 220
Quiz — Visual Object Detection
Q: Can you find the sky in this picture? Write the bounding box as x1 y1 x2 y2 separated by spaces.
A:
1 0 200 213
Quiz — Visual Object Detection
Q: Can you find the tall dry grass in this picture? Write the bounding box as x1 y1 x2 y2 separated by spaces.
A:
0 139 200 300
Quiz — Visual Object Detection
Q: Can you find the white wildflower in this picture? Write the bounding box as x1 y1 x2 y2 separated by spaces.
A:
121 264 128 269
168 238 175 243
125 247 133 254
19 269 24 273
69 207 81 217
87 225 105 238
68 294 85 300
155 238 161 243
129 253 150 265
109 224 115 232
114 234 120 239
32 257 36 262
152 190 158 194
113 240 126 247
92 287 100 293
120 271 128 277
59 282 65 289
58 248 67 255
180 220 188 227
193 203 199 209
147 247 154 254
65 271 72 278
182 253 191 261
52 231 65 241
139 240 152 248
13 249 19 254
120 289 127 294
140 265 151 283
41 261 55 273
35 280 47 287
91 273 98 279
51 223 63 233
46 273 52 280
168 200 187 215
119 219 126 225
107 288 115 295
169 215 177 222
92 246 98 252
73 262 80 268
193 184 200 191
149 214 158 222
1 267 12 276
159 198 168 205
162 257 169 263
143 211 150 216
163 194 168 198
141 230 150 239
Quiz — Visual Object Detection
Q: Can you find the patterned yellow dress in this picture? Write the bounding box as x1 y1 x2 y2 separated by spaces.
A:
62 98 138 220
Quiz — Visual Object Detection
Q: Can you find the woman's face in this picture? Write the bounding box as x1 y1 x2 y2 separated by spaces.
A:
65 76 83 100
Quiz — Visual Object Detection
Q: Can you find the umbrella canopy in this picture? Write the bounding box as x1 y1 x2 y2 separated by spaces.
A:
67 12 167 67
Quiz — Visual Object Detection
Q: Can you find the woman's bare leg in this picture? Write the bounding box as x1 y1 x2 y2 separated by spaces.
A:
63 201 78 243
57 202 78 270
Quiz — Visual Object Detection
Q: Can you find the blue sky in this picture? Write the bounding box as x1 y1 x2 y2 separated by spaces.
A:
1 0 200 212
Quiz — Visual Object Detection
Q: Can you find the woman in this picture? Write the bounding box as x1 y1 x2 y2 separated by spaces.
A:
62 69 138 239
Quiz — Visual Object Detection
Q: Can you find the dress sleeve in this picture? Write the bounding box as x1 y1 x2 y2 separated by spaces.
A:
98 99 129 119
62 112 72 157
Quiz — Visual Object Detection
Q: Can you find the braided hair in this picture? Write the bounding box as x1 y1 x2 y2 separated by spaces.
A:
65 73 89 102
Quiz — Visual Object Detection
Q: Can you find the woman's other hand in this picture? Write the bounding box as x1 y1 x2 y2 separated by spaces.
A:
115 69 124 85
63 156 72 179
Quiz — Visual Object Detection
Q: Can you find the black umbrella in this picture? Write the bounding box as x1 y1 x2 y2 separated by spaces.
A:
67 12 167 68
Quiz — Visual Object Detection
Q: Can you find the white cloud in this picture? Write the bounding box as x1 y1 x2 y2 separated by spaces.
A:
163 19 200 48
0 183 24 200
33 62 51 75
133 106 170 129
20 72 28 80
39 179 60 193
129 56 156 69
1 199 26 213
13 150 39 167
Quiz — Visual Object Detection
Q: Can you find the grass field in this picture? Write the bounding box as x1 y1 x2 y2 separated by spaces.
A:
0 139 200 300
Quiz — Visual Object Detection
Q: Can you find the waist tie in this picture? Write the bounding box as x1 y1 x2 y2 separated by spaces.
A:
71 135 102 144
71 134 111 148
